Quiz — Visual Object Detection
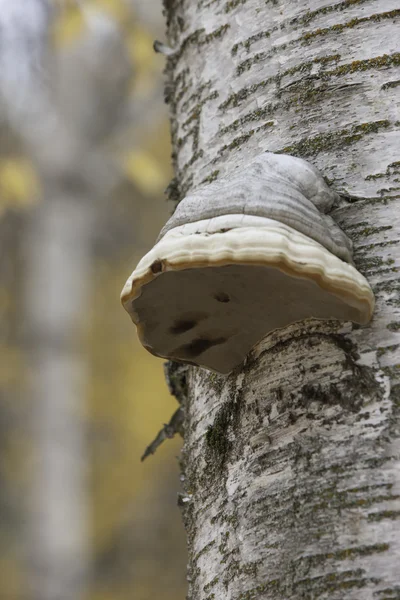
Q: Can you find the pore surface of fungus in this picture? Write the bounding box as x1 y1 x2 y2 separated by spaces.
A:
121 153 374 374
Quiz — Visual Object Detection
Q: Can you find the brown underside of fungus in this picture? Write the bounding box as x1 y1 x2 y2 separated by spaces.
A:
121 153 374 374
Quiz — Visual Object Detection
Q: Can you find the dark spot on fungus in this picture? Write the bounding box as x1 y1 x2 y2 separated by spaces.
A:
169 311 208 334
150 260 163 274
170 319 197 335
214 292 230 303
174 337 227 359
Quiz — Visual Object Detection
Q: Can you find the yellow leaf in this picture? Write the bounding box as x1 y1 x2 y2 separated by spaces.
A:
0 158 39 210
122 151 167 196
52 2 87 47
126 27 154 66
127 28 158 96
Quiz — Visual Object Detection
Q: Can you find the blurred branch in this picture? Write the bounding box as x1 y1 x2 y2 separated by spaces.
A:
141 407 184 462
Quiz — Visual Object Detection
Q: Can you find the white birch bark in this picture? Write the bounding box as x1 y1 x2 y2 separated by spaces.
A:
163 0 400 598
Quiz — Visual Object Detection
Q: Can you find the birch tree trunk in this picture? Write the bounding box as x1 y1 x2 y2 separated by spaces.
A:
163 0 400 598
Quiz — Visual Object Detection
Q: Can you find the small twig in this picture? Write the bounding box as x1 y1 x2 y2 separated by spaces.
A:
141 407 184 462
153 40 176 56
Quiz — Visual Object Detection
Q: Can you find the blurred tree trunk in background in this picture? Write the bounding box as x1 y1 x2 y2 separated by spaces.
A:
6 2 129 597
0 3 89 596
24 170 93 600
164 0 400 598
0 1 187 598
19 4 117 598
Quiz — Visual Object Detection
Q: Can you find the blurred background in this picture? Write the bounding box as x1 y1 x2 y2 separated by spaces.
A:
0 0 187 598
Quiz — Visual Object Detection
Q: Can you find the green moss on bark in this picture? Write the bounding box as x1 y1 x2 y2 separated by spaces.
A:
301 10 400 42
281 120 391 157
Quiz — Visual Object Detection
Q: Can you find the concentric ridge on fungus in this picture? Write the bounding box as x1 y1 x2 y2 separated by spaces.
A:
121 153 375 374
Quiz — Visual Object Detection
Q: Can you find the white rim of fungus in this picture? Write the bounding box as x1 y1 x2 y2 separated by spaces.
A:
121 215 375 333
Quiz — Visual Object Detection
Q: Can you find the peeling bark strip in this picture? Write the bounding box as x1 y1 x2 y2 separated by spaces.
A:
164 0 400 598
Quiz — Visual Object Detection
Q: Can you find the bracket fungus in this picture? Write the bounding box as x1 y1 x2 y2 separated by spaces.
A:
121 153 374 374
